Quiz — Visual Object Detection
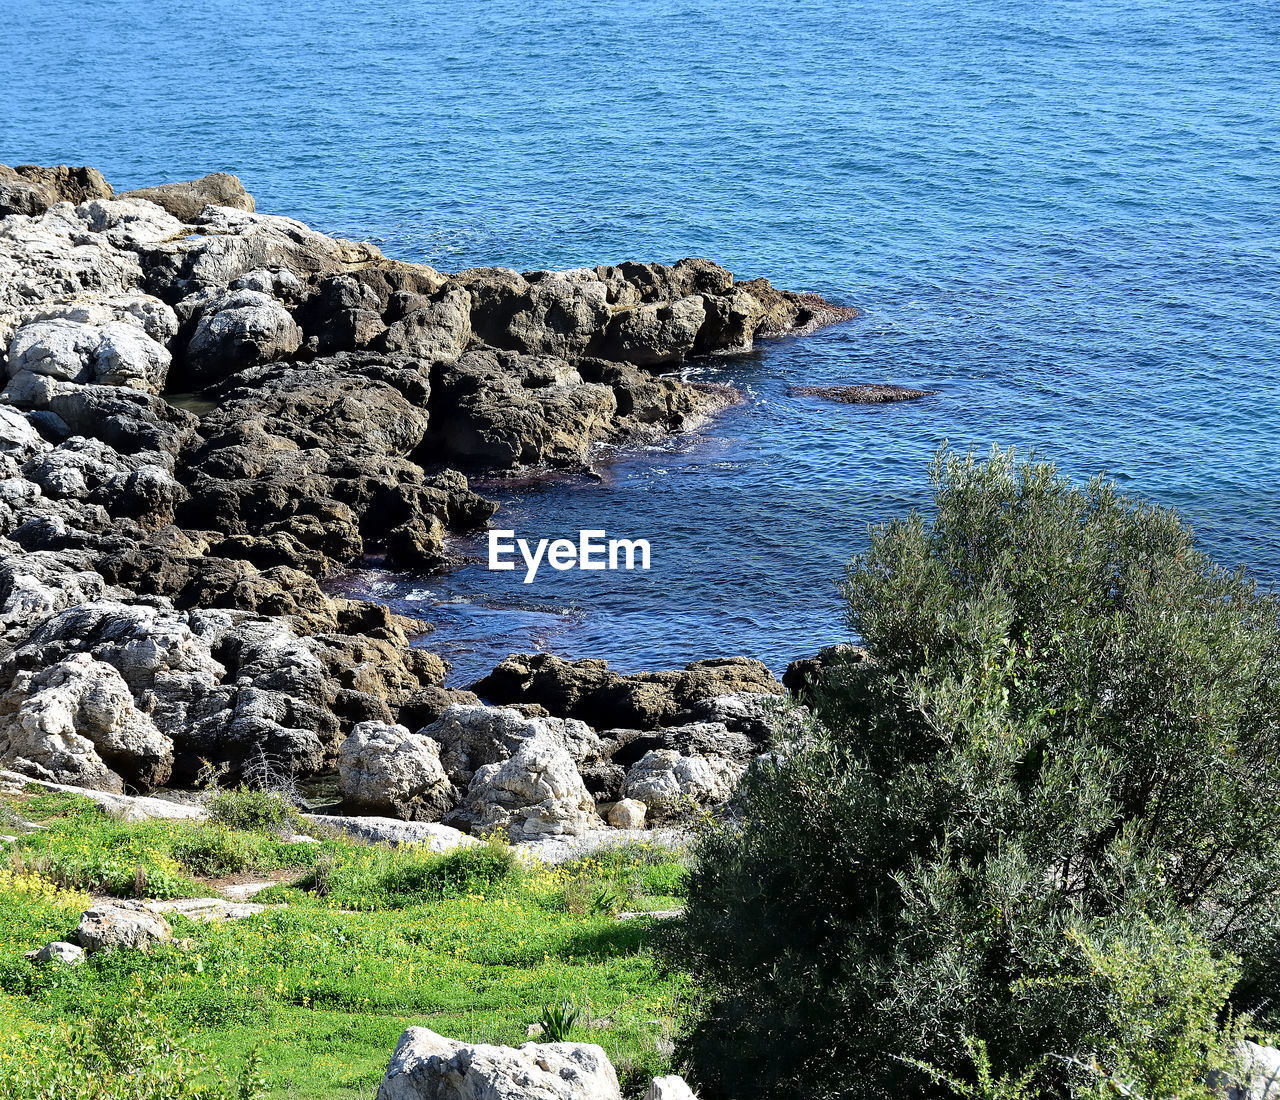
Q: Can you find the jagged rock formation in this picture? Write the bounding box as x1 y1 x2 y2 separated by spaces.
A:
0 162 853 807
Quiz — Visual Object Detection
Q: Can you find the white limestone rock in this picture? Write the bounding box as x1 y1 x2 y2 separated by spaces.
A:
182 286 302 385
75 903 172 954
376 1026 621 1100
454 731 599 841
339 721 458 820
0 652 173 792
607 798 646 830
644 1077 698 1100
25 941 85 966
621 749 744 820
423 703 602 786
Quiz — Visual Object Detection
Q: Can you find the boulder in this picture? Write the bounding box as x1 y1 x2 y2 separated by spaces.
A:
0 652 174 791
0 164 113 217
424 704 602 787
621 749 744 820
376 1026 621 1100
181 287 302 386
5 317 171 405
24 941 85 966
119 172 254 221
1234 1042 1280 1100
339 721 458 821
76 904 172 953
607 798 646 829
450 731 598 840
782 643 870 694
603 722 760 771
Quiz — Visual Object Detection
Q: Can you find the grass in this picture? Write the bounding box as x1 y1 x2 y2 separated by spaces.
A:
0 787 690 1099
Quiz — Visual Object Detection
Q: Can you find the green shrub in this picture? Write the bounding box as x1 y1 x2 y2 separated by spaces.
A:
297 841 520 910
205 787 297 835
0 1005 265 1099
670 447 1280 1099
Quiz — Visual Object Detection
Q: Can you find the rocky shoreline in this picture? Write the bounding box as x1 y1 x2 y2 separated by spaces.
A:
0 163 856 841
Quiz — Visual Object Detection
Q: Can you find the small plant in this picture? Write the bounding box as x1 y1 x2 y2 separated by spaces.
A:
902 1036 1041 1100
206 786 297 835
589 884 628 916
537 998 581 1042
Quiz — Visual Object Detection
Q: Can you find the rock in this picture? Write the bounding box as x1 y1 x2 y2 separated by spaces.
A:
599 294 706 367
128 896 269 922
25 941 85 966
0 652 174 791
339 721 458 821
75 904 172 953
607 798 646 829
177 353 494 574
303 813 480 851
1234 1042 1280 1100
180 287 302 386
782 643 870 694
424 704 602 787
376 1026 621 1100
787 384 936 404
672 692 789 746
119 172 255 221
450 731 599 840
644 1076 698 1100
603 722 761 771
143 206 383 300
0 164 113 217
512 826 688 865
426 347 734 470
0 770 206 820
5 318 171 405
621 750 745 821
473 654 784 731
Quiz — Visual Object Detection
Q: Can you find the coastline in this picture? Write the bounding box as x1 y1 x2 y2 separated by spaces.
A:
0 163 856 834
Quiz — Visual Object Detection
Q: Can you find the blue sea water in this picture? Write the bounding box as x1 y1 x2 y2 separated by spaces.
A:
5 1 1279 683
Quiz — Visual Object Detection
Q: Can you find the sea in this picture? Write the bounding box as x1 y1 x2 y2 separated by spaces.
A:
5 0 1278 684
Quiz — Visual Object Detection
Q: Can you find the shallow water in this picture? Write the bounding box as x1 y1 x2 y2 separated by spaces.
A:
6 0 1279 683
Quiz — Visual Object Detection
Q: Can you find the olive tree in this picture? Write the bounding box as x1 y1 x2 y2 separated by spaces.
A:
670 448 1280 1099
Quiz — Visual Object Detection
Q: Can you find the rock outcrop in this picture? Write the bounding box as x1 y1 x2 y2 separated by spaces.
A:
449 730 600 840
472 654 785 730
0 162 852 800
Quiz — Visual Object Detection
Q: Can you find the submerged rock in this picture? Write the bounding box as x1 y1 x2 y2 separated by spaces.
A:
787 383 937 404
